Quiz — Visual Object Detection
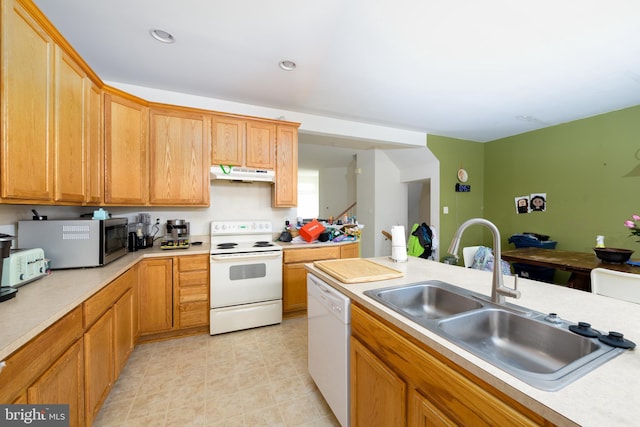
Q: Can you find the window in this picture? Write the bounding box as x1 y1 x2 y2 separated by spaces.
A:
297 169 319 218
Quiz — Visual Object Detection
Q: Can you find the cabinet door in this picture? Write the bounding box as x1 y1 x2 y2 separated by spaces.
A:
84 310 114 426
149 108 210 205
409 389 456 427
211 115 244 166
350 337 407 427
138 258 173 334
85 82 103 204
282 263 308 313
104 91 149 205
54 45 86 203
1 0 54 201
246 121 276 169
272 125 298 207
113 288 134 378
340 242 360 259
27 339 84 427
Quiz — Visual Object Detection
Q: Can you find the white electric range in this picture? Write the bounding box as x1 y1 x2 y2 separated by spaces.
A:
209 220 283 335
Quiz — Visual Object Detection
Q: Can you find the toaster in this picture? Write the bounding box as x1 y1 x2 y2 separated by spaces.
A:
1 248 47 288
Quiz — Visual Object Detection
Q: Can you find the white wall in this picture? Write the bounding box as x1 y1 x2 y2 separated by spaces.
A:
356 149 408 258
318 160 357 220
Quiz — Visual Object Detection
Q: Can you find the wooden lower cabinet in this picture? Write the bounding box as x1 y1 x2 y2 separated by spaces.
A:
176 254 209 329
138 255 210 340
350 304 548 426
138 257 174 335
84 309 114 425
83 268 136 426
283 242 359 315
0 255 205 426
351 337 406 427
340 242 360 258
409 389 456 427
113 288 134 378
27 339 85 427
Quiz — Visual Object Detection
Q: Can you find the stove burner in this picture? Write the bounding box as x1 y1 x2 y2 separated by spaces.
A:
254 241 274 247
217 243 238 249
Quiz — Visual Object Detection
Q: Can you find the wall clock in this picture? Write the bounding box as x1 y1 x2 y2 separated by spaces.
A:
457 168 468 183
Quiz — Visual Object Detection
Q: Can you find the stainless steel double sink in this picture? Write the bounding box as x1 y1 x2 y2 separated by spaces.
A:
364 280 624 391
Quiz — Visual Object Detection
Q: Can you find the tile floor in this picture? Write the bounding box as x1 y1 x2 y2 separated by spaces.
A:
93 317 341 426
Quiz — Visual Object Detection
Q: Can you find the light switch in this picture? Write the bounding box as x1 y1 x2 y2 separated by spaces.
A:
443 206 449 214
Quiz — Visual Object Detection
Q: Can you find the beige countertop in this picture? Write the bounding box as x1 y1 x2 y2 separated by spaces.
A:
306 256 640 427
0 239 211 361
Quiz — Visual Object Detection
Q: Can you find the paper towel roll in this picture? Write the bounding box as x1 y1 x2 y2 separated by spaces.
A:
391 225 406 247
392 246 408 262
390 225 407 262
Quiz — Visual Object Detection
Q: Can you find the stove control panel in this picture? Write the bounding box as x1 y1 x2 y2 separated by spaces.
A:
211 221 273 235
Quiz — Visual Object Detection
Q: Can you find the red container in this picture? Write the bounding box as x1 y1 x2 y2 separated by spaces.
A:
299 219 326 242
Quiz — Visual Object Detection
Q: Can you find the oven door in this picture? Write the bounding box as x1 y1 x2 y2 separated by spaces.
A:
210 250 283 308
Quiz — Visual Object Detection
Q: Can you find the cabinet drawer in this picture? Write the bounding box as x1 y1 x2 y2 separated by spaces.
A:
0 306 83 403
178 254 209 272
83 269 134 328
178 302 209 328
179 284 209 303
179 270 208 287
283 246 340 263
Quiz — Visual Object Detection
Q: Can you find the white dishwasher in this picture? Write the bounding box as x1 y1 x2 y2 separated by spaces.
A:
307 273 351 427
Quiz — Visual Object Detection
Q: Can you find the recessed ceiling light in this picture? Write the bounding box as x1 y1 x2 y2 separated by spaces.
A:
150 29 175 44
279 60 296 71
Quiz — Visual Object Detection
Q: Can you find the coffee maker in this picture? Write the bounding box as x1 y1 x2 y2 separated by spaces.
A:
128 213 153 250
160 219 190 250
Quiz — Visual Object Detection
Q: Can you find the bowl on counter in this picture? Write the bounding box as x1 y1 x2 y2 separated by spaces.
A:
593 247 634 264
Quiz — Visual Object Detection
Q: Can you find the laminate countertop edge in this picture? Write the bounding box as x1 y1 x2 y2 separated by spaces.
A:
305 256 640 427
0 240 211 361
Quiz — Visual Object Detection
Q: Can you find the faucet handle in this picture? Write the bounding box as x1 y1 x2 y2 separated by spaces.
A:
510 275 521 299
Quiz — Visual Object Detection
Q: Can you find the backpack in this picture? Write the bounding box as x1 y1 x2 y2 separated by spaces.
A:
407 223 433 259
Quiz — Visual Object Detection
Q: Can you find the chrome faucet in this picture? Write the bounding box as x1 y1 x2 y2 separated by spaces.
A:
447 218 520 305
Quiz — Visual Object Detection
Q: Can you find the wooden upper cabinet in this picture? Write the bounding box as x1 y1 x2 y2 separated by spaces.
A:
212 116 276 170
85 82 103 204
54 45 86 203
272 124 299 207
246 121 276 169
211 115 245 166
104 91 149 205
149 107 210 206
1 0 54 201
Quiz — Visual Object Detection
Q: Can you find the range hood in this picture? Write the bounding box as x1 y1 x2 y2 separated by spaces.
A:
210 165 275 183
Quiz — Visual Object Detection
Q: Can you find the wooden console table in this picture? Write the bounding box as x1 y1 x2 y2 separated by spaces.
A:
501 247 640 292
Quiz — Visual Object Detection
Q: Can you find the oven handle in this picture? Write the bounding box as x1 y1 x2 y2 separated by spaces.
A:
210 252 282 261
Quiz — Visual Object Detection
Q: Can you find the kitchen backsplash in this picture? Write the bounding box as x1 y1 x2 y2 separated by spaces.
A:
0 181 296 243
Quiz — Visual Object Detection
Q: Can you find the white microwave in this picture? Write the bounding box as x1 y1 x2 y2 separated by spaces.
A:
18 218 128 269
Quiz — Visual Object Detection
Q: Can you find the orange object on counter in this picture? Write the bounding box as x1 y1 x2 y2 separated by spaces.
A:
299 219 326 242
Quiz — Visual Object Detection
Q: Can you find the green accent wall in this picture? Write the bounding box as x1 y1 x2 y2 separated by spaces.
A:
485 106 640 252
427 135 485 264
428 105 640 278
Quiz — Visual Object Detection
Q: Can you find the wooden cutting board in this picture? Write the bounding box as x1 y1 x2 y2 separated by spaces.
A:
313 258 404 283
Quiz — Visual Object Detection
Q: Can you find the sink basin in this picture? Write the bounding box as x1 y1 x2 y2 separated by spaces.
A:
364 281 624 391
364 281 483 322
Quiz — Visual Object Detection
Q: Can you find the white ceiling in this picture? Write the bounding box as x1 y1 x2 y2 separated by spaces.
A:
33 0 640 143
